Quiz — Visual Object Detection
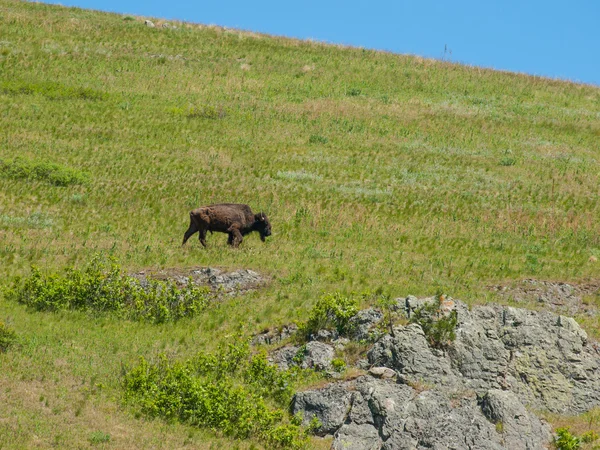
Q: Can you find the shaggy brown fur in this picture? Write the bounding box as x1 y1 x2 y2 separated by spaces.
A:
182 203 272 248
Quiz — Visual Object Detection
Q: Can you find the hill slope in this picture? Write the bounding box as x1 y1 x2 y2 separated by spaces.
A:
1 0 599 448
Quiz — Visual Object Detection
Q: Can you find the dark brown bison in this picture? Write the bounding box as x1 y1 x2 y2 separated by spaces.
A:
182 203 272 248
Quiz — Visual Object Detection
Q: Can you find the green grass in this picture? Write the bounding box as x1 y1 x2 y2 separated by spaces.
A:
0 0 599 447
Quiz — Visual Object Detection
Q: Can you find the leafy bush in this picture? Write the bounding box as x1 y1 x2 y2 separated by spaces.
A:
582 430 599 443
123 342 308 449
331 358 346 372
0 157 88 186
0 321 17 352
409 296 458 349
554 427 581 450
298 292 358 339
7 256 211 323
89 431 111 444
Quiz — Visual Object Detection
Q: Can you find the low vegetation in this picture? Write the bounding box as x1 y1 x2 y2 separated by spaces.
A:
123 341 314 449
0 321 17 352
409 296 458 348
7 256 211 323
0 157 88 186
298 291 359 339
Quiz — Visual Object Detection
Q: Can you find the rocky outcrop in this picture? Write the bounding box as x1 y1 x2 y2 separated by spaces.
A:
292 296 600 449
132 267 265 295
367 298 600 413
293 376 551 450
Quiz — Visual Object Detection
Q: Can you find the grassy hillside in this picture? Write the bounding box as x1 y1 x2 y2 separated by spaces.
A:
1 0 599 447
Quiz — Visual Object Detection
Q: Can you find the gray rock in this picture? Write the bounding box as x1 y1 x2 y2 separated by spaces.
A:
371 298 600 413
314 328 338 342
207 269 262 292
144 20 154 27
291 298 600 449
367 324 458 387
300 341 335 371
268 344 299 370
268 341 334 372
450 302 600 413
369 367 396 379
481 389 552 450
333 423 381 450
332 337 350 351
292 382 352 435
252 323 298 346
350 308 384 341
294 376 549 449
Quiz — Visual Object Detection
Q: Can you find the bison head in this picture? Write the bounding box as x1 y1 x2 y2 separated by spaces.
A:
254 213 272 242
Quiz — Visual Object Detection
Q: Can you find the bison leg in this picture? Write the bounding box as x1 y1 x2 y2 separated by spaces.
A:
199 228 208 247
227 226 244 248
182 219 199 246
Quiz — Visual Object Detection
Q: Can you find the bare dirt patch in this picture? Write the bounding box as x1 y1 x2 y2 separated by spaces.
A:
131 267 266 295
489 279 600 316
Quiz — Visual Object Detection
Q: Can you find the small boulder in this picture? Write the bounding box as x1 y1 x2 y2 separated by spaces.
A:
300 341 335 371
268 345 299 370
292 383 352 435
368 367 396 379
349 308 384 341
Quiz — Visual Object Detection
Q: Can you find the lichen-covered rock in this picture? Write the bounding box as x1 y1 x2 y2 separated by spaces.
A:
367 324 458 387
268 341 335 372
300 341 335 371
450 302 600 413
252 323 298 346
374 297 600 414
332 423 381 450
294 376 550 450
368 367 396 379
268 344 299 370
349 308 384 341
291 382 352 435
481 389 552 450
290 297 600 449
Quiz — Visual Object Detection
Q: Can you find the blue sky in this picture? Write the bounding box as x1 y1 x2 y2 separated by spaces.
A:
44 0 600 86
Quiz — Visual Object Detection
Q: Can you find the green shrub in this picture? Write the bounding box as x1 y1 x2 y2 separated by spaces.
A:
409 296 458 349
298 292 358 339
0 321 17 352
582 430 599 443
89 431 111 444
554 427 581 450
7 256 211 323
0 157 88 186
331 358 346 373
123 342 308 449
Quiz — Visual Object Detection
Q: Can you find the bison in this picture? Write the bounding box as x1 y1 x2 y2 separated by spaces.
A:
182 203 272 248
